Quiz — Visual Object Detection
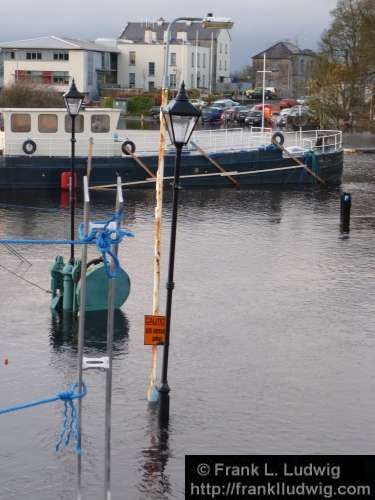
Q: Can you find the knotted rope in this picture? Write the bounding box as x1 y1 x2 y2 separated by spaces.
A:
0 210 134 278
79 210 133 278
0 382 87 454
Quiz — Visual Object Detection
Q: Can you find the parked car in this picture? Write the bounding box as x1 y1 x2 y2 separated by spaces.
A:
246 88 274 100
275 108 293 127
201 106 224 123
244 110 263 127
221 107 237 122
212 99 240 109
190 98 208 110
279 98 297 110
233 106 251 122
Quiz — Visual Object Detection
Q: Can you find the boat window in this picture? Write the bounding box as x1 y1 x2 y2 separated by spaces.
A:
11 114 31 133
65 115 84 133
91 115 110 133
38 114 58 133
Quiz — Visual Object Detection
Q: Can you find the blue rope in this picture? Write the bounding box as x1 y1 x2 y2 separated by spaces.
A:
0 381 87 454
79 210 134 279
0 210 134 278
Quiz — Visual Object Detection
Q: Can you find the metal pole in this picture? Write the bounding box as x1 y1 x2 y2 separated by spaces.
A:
159 144 183 411
195 31 198 89
209 32 214 95
261 53 266 133
76 176 90 500
70 114 76 264
104 177 123 500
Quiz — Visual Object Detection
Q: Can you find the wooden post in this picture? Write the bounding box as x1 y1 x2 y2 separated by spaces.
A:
147 87 169 402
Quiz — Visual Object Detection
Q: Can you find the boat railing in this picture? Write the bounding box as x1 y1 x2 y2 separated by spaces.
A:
282 130 343 154
2 128 343 157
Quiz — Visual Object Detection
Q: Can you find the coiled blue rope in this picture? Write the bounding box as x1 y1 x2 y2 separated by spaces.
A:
0 210 134 278
0 381 87 454
79 210 134 278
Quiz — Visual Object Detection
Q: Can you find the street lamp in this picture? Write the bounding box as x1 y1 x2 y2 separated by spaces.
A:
158 82 200 413
64 79 85 264
148 14 234 406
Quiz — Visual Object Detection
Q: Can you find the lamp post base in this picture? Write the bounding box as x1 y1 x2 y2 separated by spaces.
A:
158 387 170 427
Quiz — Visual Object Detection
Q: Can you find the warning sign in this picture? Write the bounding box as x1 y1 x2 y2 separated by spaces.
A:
144 315 166 345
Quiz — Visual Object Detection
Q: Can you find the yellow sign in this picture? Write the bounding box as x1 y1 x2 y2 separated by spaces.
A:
144 315 166 345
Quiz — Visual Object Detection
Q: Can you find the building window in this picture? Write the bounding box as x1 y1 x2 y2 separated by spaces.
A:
38 114 58 133
148 62 155 76
26 52 42 60
191 74 194 88
6 51 15 60
202 54 206 68
65 115 84 133
52 72 69 85
129 51 136 65
169 74 176 88
91 114 110 133
148 81 155 91
129 73 136 88
197 53 201 68
53 52 69 61
170 52 176 66
202 74 206 87
219 60 222 70
300 59 305 74
225 44 228 54
191 53 194 68
224 60 227 71
11 113 31 132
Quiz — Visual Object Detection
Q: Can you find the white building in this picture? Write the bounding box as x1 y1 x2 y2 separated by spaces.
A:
0 36 119 98
98 18 232 92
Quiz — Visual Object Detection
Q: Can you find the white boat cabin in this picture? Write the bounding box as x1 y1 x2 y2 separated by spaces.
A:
0 108 123 157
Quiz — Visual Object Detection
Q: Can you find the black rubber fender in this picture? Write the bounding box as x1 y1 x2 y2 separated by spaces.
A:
122 140 136 155
23 139 37 155
271 132 285 146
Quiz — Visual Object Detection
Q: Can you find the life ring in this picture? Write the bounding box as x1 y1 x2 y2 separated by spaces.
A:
271 132 284 146
122 140 136 155
23 139 36 155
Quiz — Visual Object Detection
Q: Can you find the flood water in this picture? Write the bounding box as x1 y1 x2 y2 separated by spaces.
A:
0 148 375 499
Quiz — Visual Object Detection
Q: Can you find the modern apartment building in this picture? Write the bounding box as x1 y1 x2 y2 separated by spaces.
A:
0 36 119 98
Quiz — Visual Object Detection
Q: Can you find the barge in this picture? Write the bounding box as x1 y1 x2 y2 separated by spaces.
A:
0 108 344 188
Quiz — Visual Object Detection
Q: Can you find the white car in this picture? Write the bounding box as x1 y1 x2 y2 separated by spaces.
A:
190 99 208 109
212 99 240 109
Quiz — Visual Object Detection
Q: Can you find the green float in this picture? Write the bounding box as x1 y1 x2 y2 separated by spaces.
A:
50 257 130 313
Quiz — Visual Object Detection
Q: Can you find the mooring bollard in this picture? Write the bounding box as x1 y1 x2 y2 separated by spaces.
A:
340 192 351 233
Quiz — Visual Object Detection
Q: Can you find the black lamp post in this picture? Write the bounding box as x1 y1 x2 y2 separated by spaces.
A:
63 79 85 264
159 82 200 416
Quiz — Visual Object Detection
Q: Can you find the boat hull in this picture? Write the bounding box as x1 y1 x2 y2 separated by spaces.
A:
0 148 343 189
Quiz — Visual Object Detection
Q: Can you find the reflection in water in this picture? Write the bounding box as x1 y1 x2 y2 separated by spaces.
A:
138 404 171 499
50 309 129 354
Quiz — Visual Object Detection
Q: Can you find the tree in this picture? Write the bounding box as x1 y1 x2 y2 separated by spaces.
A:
0 81 64 107
311 0 375 127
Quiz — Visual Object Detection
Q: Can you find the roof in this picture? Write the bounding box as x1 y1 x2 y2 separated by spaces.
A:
253 42 315 59
119 19 222 43
0 36 119 53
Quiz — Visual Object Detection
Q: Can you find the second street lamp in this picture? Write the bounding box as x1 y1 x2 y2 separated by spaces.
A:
159 82 201 416
63 79 85 264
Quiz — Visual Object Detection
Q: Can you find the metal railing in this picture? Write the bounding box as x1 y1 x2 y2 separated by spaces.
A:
3 128 343 157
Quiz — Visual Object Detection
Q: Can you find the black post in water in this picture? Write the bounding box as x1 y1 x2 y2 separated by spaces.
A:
340 192 351 233
69 114 76 264
159 144 183 415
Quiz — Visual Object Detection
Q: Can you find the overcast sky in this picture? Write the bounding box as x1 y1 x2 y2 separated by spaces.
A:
1 0 338 69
